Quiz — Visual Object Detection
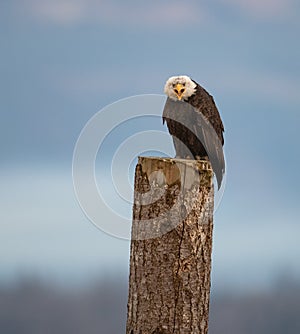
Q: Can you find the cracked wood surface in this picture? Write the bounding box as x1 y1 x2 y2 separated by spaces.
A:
126 157 214 334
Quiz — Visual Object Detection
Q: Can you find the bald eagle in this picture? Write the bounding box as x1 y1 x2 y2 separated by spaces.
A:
163 75 225 189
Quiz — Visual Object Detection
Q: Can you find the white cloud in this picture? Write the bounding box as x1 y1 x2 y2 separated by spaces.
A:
27 0 86 24
16 0 299 27
26 0 207 27
219 0 295 20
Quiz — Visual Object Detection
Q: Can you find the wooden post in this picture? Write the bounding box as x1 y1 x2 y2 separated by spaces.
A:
126 157 214 334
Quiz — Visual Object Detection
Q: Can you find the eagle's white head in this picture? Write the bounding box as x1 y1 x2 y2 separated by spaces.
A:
164 75 197 101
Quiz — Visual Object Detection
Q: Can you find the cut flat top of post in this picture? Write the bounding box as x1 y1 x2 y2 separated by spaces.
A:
138 156 213 171
137 156 213 188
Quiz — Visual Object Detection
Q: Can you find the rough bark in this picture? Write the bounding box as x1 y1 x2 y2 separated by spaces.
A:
126 157 214 334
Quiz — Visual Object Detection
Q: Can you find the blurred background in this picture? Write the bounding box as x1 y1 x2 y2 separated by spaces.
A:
1 0 300 333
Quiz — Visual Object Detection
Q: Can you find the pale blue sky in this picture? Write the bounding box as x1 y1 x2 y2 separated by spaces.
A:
1 0 300 290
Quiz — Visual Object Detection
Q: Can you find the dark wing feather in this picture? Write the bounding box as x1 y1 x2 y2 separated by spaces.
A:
188 83 224 145
163 97 225 189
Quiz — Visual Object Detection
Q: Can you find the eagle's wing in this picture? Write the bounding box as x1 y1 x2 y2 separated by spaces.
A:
163 97 225 189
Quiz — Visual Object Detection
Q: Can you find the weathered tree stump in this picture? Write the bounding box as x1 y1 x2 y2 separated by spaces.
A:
126 157 214 334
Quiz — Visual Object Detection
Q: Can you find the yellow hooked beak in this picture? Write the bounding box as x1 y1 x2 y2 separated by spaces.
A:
174 83 185 100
